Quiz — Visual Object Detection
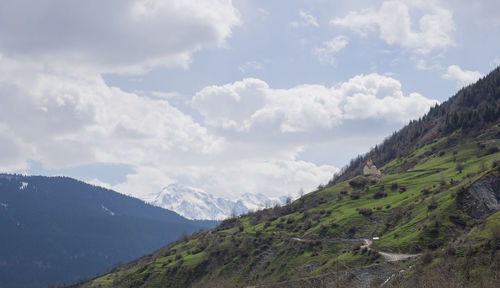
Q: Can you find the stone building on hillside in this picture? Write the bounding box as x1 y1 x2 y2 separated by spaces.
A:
363 158 381 177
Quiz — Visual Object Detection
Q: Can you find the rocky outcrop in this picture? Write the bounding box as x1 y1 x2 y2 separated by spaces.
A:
459 174 500 218
363 158 382 177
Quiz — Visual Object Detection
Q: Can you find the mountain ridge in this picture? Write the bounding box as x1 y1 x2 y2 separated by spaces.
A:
0 174 217 288
151 183 287 220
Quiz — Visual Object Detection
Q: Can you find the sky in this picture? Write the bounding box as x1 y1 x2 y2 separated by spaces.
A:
0 0 499 200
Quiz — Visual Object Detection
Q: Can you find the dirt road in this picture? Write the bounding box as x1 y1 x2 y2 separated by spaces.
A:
362 239 420 262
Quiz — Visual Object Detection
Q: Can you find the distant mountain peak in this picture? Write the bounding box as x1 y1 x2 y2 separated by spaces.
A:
151 183 286 220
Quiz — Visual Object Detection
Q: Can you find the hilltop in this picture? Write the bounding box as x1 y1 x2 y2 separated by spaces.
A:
80 67 500 288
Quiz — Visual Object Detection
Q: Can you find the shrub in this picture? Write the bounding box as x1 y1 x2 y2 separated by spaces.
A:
421 188 431 195
491 225 500 251
456 163 464 173
315 197 327 205
492 158 500 168
350 190 360 199
317 225 328 236
478 161 487 173
428 197 438 211
399 186 407 193
390 182 399 191
421 252 433 265
374 190 387 199
488 146 500 155
445 246 456 256
349 177 369 189
340 190 348 195
357 208 373 216
440 173 446 186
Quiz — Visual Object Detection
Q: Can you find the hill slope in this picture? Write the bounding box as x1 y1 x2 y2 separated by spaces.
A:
329 66 500 186
0 175 217 288
80 67 500 288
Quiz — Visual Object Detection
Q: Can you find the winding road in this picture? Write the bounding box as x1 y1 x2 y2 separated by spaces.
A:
361 239 420 262
290 237 420 262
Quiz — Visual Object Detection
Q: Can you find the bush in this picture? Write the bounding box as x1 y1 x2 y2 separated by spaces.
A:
315 197 327 205
421 252 433 265
399 186 407 193
492 158 500 168
491 225 500 251
456 163 464 173
488 146 500 155
357 208 373 216
390 182 399 191
445 246 456 256
374 190 388 199
427 197 438 211
350 190 360 199
349 177 369 189
340 190 348 195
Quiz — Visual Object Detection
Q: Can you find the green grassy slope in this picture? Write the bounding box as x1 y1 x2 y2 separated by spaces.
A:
79 128 500 287
79 67 500 287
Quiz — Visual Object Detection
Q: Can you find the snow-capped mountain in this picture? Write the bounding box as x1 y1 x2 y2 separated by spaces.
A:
151 184 287 220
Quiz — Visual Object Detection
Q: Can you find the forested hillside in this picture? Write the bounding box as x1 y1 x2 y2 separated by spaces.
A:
328 66 500 186
0 175 216 288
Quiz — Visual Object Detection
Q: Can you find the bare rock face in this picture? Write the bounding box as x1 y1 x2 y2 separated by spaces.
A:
363 158 382 177
459 175 500 218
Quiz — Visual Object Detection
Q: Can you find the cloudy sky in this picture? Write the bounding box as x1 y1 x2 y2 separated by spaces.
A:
1 0 499 200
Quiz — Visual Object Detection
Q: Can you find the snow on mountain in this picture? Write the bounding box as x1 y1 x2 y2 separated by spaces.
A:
151 184 288 220
101 204 115 216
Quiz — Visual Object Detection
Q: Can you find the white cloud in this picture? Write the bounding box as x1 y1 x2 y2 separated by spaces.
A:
0 57 223 171
491 57 500 68
239 61 265 73
258 8 270 16
442 65 483 87
313 35 349 65
331 0 455 54
0 55 339 200
192 74 438 134
290 10 319 28
110 159 337 199
0 0 240 73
